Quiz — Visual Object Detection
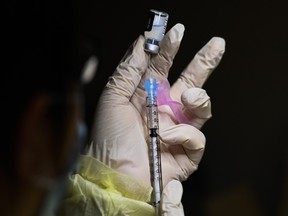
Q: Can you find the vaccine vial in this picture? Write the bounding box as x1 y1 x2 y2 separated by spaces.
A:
144 9 169 54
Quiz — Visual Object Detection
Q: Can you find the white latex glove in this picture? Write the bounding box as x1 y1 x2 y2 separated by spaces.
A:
86 23 225 189
161 180 184 216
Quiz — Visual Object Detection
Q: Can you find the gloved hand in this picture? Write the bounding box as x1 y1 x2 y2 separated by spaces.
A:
86 23 225 209
161 180 184 216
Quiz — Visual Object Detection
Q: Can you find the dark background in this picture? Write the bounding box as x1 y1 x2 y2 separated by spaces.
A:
76 1 288 215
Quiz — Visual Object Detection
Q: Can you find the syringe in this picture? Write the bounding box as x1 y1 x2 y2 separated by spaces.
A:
144 77 162 216
143 9 169 215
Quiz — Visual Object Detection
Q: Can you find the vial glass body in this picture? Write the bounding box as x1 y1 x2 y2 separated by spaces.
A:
144 9 169 54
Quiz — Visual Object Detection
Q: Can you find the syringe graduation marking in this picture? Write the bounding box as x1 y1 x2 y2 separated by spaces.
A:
144 78 163 210
144 9 168 215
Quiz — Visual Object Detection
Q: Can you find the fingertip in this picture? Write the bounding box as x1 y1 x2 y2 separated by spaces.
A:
165 179 183 193
134 34 146 53
121 34 146 63
166 23 185 44
211 36 226 46
209 37 226 56
181 88 210 108
161 180 184 215
181 88 212 128
128 34 148 64
160 124 206 150
163 180 183 200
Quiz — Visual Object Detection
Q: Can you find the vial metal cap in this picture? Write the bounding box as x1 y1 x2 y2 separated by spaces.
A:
145 41 160 53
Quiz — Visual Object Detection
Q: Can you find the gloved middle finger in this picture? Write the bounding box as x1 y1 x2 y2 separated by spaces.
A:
170 37 225 102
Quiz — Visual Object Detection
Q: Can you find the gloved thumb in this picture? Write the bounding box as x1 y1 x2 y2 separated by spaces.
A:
161 180 185 216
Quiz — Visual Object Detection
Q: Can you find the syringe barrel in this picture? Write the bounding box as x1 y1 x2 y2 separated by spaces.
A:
146 97 163 214
149 128 162 211
146 97 159 129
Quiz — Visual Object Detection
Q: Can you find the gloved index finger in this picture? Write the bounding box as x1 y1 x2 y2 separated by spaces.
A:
149 23 185 79
105 35 149 101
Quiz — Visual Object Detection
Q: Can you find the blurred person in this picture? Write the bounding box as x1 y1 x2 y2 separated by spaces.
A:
1 1 97 215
